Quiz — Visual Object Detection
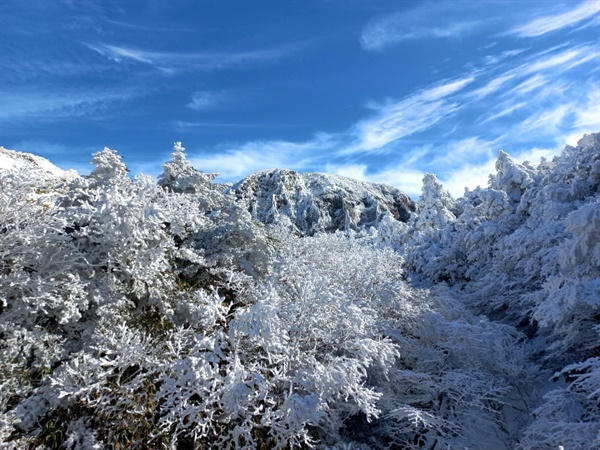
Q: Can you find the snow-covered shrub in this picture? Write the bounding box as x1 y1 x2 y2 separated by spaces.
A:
1 134 598 449
150 232 402 447
519 358 600 450
0 161 77 441
402 134 600 448
222 231 525 449
489 150 535 205
158 141 218 194
403 173 460 282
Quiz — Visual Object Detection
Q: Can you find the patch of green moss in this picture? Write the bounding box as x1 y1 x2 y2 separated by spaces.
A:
127 306 175 339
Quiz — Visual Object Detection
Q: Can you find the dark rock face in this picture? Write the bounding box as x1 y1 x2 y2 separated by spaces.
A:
233 169 416 235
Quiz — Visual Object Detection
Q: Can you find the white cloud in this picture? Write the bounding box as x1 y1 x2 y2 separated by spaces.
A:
369 167 426 198
352 99 454 151
187 134 337 181
573 85 600 130
361 20 479 51
421 77 476 101
402 146 432 166
473 44 598 131
349 76 475 152
86 42 295 72
325 162 425 198
508 0 600 37
547 86 600 147
104 18 196 33
360 2 483 51
432 137 495 165
469 74 514 100
187 91 229 111
513 146 563 166
440 83 598 198
91 44 153 63
190 148 288 180
481 49 526 67
516 44 599 76
508 74 547 96
325 163 368 181
520 104 573 134
439 158 496 198
481 102 527 124
0 88 135 120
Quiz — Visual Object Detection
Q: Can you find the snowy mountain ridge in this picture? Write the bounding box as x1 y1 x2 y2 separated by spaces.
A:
233 168 415 235
0 146 416 236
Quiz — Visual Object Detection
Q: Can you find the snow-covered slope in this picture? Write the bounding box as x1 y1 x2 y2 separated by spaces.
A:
0 147 77 181
234 168 416 235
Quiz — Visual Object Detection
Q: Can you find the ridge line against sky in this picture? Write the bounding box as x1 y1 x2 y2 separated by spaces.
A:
0 0 599 197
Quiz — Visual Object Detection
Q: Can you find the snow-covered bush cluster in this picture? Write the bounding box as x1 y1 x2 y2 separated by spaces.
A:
403 134 600 448
0 134 598 449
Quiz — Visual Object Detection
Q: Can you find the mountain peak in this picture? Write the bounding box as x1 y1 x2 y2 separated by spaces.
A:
234 168 416 235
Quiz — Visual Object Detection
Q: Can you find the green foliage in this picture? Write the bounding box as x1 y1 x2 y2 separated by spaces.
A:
127 306 175 339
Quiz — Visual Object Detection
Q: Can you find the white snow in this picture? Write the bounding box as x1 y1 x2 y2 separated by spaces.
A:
0 146 77 180
0 135 598 449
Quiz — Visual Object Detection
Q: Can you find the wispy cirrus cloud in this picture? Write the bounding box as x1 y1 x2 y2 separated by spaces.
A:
369 166 427 197
103 18 201 33
481 49 527 67
516 82 599 139
0 87 137 121
304 36 597 188
85 42 296 73
520 104 573 134
187 133 338 180
468 74 515 100
432 137 495 166
347 76 475 152
186 90 230 111
360 1 489 51
515 43 599 76
481 102 527 124
507 0 600 37
333 33 598 196
508 74 547 96
477 43 599 130
325 163 368 182
351 99 457 152
361 19 480 51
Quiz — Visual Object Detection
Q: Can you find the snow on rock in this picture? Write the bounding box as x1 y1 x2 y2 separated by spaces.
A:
233 168 416 235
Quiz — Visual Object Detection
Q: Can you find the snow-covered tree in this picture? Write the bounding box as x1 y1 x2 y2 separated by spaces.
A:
158 141 218 194
1 134 598 449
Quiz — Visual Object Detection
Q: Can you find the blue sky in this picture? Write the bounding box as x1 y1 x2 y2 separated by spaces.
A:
1 0 598 197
